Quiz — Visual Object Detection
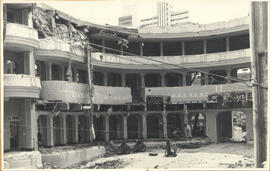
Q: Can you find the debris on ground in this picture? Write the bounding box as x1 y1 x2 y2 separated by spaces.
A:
149 152 158 156
83 159 124 169
219 158 254 168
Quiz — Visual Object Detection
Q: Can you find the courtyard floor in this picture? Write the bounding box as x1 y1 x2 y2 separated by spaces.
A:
74 142 254 169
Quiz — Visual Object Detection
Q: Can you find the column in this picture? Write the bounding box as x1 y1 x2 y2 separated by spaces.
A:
47 115 54 147
140 42 144 56
245 110 254 142
123 115 128 139
183 104 188 125
203 40 207 54
47 62 52 81
141 73 145 88
24 52 35 76
226 68 231 83
60 115 67 145
204 72 209 85
205 110 218 143
226 37 230 51
181 41 185 55
161 73 166 87
121 73 126 87
73 115 79 143
142 114 147 139
104 115 110 142
160 42 164 56
182 72 187 86
162 113 167 138
104 72 107 86
18 99 38 150
28 8 33 28
60 64 65 80
137 115 142 138
102 39 105 53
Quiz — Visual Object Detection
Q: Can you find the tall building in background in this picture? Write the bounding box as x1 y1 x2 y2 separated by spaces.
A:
140 0 189 28
118 4 137 27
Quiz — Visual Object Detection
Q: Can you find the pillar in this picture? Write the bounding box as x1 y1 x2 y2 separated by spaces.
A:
47 115 54 147
183 104 188 125
205 110 218 143
162 113 168 138
121 73 126 87
120 45 124 55
102 39 105 53
24 52 35 76
226 37 230 51
204 72 209 85
123 115 128 139
140 42 143 56
181 41 185 55
74 115 79 143
104 115 110 142
60 64 65 81
137 115 142 138
60 115 67 145
18 99 38 150
161 73 166 87
142 114 147 139
104 72 107 86
141 73 145 88
160 42 164 56
47 62 52 80
182 72 187 86
203 40 207 54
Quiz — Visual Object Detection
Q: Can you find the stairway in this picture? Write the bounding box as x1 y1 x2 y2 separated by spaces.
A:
104 143 117 157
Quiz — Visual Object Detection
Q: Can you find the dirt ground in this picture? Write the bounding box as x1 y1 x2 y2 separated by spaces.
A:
76 143 254 169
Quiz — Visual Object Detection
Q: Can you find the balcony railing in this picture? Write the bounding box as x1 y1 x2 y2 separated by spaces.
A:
4 23 39 50
4 74 41 98
37 39 86 62
143 82 251 103
92 49 250 66
40 81 132 104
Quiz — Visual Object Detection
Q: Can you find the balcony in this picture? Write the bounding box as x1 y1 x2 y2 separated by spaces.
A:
40 81 132 105
92 49 251 69
143 82 251 103
4 74 41 98
35 39 86 63
4 23 39 51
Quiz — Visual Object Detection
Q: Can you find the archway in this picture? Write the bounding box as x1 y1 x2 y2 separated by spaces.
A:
167 113 184 138
165 73 182 86
66 115 75 144
53 115 61 146
37 115 48 147
188 112 206 137
94 115 105 141
127 114 142 139
216 111 232 142
147 113 162 139
145 73 161 87
78 115 88 143
109 115 123 140
125 73 141 101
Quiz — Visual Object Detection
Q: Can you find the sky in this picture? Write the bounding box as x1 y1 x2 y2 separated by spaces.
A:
44 0 250 27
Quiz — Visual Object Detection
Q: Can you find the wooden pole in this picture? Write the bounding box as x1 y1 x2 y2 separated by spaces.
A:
249 1 268 168
86 44 95 142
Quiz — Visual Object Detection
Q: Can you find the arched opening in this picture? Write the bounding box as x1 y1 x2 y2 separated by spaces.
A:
107 72 121 86
66 115 74 144
126 73 141 101
216 111 232 142
37 115 48 147
165 73 182 86
52 64 61 80
109 115 123 140
145 73 161 87
93 71 104 85
188 112 206 137
167 113 184 138
78 115 88 143
127 114 142 139
147 114 162 139
94 115 105 141
208 70 227 84
53 115 61 146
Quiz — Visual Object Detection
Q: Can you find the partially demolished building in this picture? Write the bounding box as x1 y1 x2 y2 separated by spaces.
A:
4 2 252 158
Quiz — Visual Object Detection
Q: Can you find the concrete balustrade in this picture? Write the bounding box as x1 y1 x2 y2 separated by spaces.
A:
40 81 132 104
4 74 41 98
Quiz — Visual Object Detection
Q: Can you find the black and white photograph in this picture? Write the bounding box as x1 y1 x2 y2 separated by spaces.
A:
1 0 268 170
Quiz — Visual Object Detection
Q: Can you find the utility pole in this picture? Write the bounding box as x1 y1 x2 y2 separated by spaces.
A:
249 1 268 168
86 43 95 142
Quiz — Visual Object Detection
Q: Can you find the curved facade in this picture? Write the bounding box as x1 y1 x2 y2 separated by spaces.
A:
3 3 253 154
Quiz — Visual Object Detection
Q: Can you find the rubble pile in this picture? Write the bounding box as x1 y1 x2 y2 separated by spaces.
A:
219 157 254 168
82 159 125 169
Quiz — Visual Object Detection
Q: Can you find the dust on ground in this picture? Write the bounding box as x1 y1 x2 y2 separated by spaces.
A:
75 143 254 169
